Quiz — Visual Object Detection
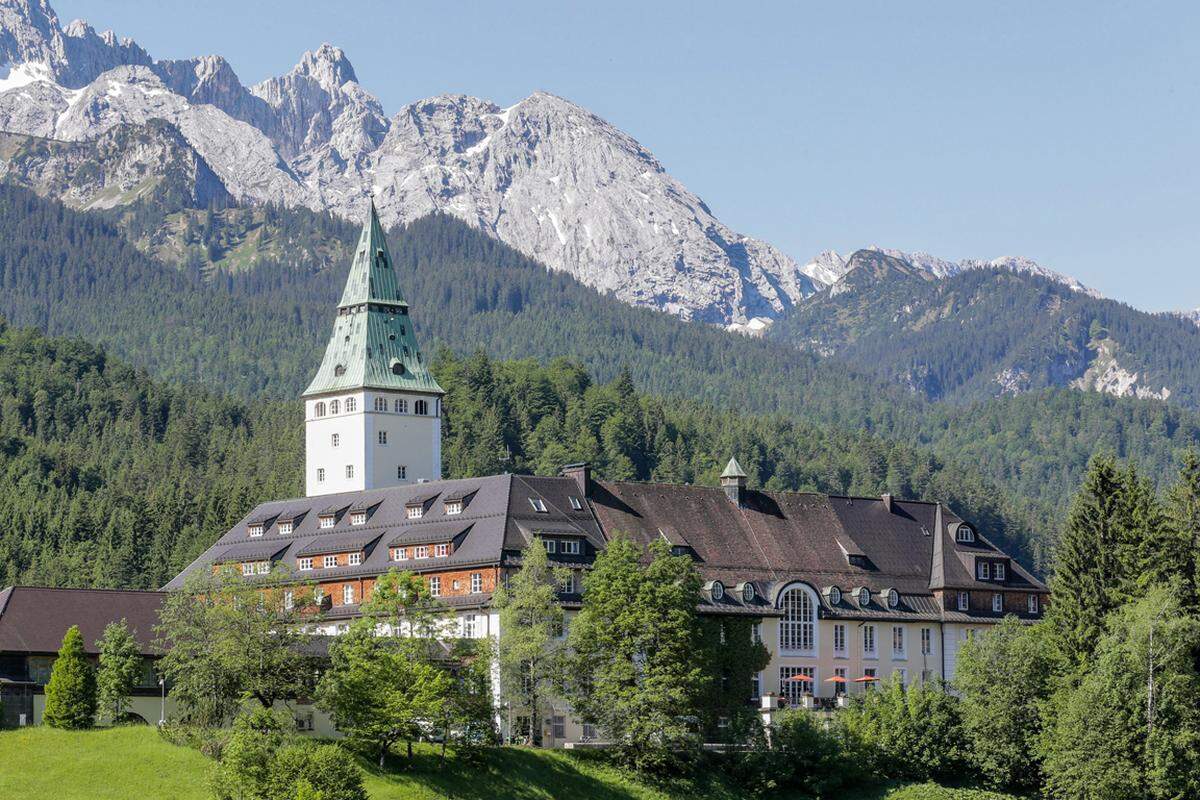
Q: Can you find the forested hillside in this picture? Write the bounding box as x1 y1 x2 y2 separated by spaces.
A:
0 322 1049 588
770 251 1200 406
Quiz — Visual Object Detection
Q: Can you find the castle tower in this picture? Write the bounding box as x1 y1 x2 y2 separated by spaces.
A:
302 201 444 497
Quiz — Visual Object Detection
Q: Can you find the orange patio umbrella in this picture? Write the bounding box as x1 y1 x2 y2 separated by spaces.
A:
853 675 879 683
824 675 847 683
783 673 814 682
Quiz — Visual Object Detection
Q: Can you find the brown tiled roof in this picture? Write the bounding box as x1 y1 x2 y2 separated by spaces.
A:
0 587 165 655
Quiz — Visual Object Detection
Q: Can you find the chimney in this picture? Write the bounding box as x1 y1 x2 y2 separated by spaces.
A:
881 493 893 513
561 463 591 496
720 457 748 507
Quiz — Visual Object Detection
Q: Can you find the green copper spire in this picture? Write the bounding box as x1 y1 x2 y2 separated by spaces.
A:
303 201 444 397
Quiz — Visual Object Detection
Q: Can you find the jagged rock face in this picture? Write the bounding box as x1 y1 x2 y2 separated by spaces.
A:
1070 338 1171 401
0 0 814 325
0 119 230 208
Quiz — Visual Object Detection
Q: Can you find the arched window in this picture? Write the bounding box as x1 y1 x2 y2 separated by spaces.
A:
415 399 428 415
779 584 817 655
329 400 340 415
315 402 326 418
374 397 387 412
345 397 357 412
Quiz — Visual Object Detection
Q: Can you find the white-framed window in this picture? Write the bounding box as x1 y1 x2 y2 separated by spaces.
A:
342 585 354 605
833 623 847 656
345 464 354 479
323 555 338 569
248 524 263 538
415 399 428 415
434 543 449 558
315 402 326 418
330 399 340 414
858 586 871 606
314 587 324 605
348 552 362 566
957 591 970 611
407 505 423 519
779 666 815 705
278 521 293 536
551 715 565 739
863 624 877 658
345 397 357 412
242 562 255 576
319 515 334 529
470 572 482 594
317 468 325 483
977 562 990 580
1028 594 1039 614
462 613 477 638
892 626 906 658
331 433 340 447
992 593 1004 613
374 397 386 412
921 627 933 655
283 591 294 611
568 496 583 511
429 576 441 597
995 563 1006 581
956 525 975 543
378 431 388 445
391 547 407 561
445 500 463 515
397 465 407 480
256 561 269 575
561 539 580 555
751 622 762 644
543 539 557 554
751 671 762 700
779 584 817 655
561 571 577 594
833 667 847 695
415 545 429 559
350 511 366 526
298 558 313 571
529 498 548 513
395 399 408 413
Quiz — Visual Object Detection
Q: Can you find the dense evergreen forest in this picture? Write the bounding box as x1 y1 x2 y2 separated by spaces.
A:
770 250 1200 406
1 185 1198 572
0 321 1042 589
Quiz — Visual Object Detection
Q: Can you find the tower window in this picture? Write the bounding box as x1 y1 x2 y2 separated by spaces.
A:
317 468 325 483
395 399 408 413
331 433 340 447
378 431 388 445
330 400 340 414
397 465 407 480
315 402 326 418
415 400 428 415
345 397 357 412
334 365 345 377
374 397 386 411
346 465 354 479
392 361 406 376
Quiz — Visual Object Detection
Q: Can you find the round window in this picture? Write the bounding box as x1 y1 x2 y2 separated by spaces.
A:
741 582 755 603
858 587 871 606
829 586 842 605
710 581 725 601
391 360 406 376
887 588 899 608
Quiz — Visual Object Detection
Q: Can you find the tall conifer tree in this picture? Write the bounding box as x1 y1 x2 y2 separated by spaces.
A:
42 625 97 729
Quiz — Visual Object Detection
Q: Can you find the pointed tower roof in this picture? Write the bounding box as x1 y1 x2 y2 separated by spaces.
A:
720 457 747 480
303 202 444 397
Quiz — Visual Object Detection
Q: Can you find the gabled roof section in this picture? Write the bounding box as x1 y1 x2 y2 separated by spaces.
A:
0 587 165 655
303 201 443 397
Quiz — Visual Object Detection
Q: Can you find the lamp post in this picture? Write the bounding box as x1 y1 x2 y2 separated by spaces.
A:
158 677 166 726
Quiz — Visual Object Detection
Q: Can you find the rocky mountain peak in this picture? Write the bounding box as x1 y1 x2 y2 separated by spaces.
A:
288 43 357 89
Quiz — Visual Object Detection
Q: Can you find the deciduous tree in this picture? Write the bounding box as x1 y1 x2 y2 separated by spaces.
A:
95 618 143 723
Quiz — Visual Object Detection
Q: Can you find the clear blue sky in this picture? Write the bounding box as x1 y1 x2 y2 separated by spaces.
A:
56 0 1200 311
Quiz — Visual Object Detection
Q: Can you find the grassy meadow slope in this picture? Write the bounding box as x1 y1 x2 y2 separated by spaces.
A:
0 727 1020 800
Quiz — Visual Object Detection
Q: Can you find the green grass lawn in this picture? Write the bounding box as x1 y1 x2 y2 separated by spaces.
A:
0 726 1021 800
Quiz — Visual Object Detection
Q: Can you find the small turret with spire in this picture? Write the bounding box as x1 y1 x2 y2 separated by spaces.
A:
720 457 748 506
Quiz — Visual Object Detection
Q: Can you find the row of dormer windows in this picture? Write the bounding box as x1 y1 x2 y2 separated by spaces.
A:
542 538 582 556
389 542 451 561
976 561 1007 581
297 552 363 571
955 591 1040 615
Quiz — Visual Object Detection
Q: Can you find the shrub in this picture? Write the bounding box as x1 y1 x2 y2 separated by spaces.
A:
729 710 858 798
211 707 295 800
269 743 367 800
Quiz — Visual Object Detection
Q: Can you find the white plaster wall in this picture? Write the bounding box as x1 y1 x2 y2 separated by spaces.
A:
305 392 367 496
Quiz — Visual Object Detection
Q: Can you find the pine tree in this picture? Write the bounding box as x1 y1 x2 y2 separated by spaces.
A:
95 619 143 723
42 625 97 729
492 538 568 746
1160 450 1200 605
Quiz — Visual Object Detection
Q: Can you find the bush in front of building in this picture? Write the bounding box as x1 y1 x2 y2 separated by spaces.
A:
270 743 367 800
728 709 860 798
42 625 98 729
839 675 966 783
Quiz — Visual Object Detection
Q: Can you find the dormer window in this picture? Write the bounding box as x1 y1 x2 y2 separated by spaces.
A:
323 555 338 569
529 498 548 513
709 581 725 601
995 563 1006 581
827 586 842 605
847 554 869 569
407 505 423 519
248 524 264 538
543 539 557 554
415 545 429 559
242 563 255 576
350 511 367 526
348 552 362 566
278 522 293 536
256 561 269 575
298 557 313 571
857 587 871 607
885 588 899 608
434 543 449 558
445 500 463 516
977 562 990 580
319 515 335 529
741 582 756 603
560 539 580 556
956 525 975 543
569 496 583 511
390 547 407 561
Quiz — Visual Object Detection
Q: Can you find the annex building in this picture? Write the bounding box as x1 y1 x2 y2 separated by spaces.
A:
163 203 1049 745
